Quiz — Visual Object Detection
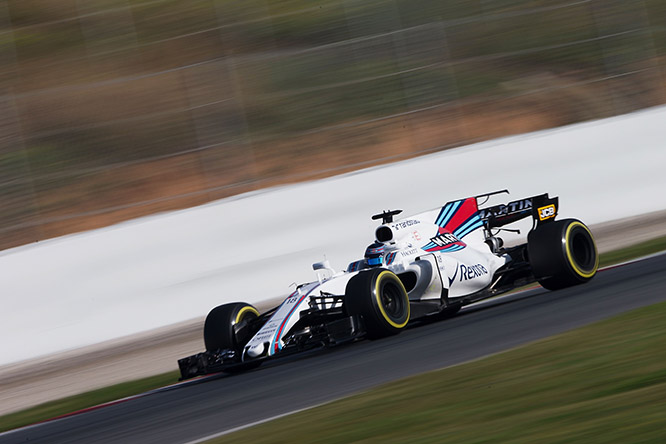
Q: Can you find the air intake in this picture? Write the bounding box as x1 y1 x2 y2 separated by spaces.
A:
375 226 393 242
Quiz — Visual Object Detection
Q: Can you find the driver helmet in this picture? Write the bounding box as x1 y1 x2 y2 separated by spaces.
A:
364 242 385 267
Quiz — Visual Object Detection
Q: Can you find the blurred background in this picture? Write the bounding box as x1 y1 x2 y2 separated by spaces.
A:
1 0 664 251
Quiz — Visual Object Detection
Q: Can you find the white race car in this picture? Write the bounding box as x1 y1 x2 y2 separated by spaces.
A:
178 190 598 379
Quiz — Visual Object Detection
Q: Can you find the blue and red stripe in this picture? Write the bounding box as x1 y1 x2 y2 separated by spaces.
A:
272 288 313 354
385 251 398 265
424 197 482 253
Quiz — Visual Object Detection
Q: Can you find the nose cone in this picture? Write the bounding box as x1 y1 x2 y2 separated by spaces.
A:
244 342 268 359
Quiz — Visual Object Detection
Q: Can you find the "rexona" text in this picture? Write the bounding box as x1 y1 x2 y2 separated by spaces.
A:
460 263 488 281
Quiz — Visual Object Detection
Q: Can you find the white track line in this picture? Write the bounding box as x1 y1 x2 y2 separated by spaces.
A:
182 402 334 444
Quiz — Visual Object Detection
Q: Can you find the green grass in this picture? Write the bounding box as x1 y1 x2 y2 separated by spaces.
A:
6 0 663 145
599 235 666 268
0 371 179 433
0 238 664 434
211 302 666 444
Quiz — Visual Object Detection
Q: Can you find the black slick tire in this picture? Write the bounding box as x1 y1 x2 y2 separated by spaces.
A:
203 302 260 353
345 269 410 338
527 218 598 290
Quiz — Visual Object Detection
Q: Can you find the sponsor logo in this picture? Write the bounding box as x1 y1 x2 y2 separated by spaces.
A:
391 220 421 230
400 248 418 257
448 266 459 286
253 321 279 342
459 263 488 281
429 232 461 248
538 204 556 221
253 331 275 342
478 198 532 220
412 231 422 241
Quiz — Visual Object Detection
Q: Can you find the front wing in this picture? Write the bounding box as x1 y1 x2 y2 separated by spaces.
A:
178 308 362 380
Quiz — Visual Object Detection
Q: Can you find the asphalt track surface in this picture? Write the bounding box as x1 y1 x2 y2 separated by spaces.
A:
4 253 666 444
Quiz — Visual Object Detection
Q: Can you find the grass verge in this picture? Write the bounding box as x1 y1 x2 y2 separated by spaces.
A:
599 235 666 268
210 302 666 444
1 237 665 434
0 371 179 434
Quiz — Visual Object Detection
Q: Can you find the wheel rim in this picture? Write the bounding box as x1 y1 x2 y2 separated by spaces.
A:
568 225 597 276
233 307 258 349
380 281 405 320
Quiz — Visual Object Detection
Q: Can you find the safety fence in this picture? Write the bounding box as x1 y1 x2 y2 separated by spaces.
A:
1 0 664 249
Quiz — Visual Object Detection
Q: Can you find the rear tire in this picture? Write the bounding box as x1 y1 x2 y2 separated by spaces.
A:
345 269 410 338
528 219 598 290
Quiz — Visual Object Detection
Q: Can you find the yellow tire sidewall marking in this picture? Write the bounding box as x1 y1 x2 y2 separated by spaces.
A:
565 221 599 279
235 306 259 325
374 271 410 329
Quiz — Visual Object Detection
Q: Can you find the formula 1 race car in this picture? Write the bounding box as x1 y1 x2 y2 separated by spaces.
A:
178 190 598 380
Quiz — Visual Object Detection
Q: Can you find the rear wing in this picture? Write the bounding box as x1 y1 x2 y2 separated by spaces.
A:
475 190 559 229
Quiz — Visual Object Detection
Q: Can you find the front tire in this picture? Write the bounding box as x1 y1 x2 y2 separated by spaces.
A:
528 219 598 290
345 269 410 338
203 302 260 353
